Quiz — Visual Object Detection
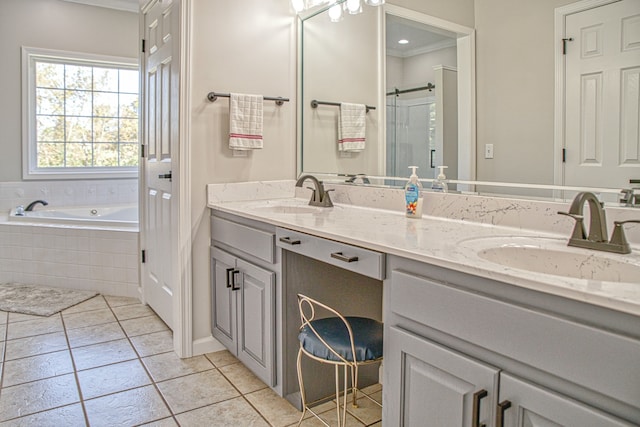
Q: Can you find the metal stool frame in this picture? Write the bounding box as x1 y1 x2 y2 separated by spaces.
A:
296 294 382 427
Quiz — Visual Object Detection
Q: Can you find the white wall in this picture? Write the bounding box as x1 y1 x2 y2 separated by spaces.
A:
189 0 297 345
390 0 474 28
0 0 139 183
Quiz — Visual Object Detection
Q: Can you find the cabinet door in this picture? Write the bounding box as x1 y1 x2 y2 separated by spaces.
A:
211 247 237 353
498 373 634 427
385 326 499 427
237 258 276 387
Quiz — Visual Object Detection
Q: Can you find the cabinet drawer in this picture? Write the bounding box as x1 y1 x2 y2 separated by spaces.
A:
212 216 275 263
276 227 385 280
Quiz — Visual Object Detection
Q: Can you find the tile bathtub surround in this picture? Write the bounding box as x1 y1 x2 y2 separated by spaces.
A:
0 295 382 427
0 223 139 298
0 179 138 214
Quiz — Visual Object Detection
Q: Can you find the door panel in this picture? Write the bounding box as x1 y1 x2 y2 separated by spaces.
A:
499 373 633 427
564 0 640 188
237 258 275 386
211 248 237 352
385 326 499 427
142 0 179 329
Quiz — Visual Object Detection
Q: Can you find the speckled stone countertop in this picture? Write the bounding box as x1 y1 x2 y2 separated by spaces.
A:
207 181 640 317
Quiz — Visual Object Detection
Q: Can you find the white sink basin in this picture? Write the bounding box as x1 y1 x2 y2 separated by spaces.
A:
461 236 640 283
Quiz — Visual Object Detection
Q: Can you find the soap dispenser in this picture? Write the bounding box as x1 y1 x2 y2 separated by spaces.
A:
431 166 448 193
405 166 423 218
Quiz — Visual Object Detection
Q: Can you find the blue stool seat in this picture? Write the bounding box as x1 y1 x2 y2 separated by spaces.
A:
298 316 383 363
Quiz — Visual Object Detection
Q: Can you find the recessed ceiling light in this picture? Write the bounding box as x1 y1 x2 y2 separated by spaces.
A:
398 39 409 45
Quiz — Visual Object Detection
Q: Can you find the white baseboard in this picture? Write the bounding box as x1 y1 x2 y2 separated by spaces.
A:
192 335 225 356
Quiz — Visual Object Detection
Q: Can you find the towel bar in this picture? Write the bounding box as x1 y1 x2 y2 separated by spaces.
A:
310 100 375 113
207 92 289 106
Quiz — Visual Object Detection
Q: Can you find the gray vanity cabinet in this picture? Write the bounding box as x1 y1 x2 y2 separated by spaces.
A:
384 256 640 427
210 215 278 387
386 326 498 427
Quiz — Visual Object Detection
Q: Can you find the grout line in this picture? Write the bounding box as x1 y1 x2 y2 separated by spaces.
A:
59 310 91 427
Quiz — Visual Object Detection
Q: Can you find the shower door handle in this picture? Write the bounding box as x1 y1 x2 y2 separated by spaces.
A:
430 150 436 168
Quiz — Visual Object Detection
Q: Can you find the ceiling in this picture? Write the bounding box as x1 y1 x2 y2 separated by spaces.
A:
59 0 139 13
386 14 456 58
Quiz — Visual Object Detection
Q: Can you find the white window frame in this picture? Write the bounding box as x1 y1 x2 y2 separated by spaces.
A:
22 46 140 180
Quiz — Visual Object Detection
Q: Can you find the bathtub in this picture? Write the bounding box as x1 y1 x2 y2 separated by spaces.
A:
0 203 140 298
8 204 138 230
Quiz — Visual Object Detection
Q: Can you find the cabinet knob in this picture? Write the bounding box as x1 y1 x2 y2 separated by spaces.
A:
496 400 512 427
330 252 359 263
472 389 488 427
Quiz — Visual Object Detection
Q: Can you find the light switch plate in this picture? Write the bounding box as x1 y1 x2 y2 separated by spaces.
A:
485 144 494 159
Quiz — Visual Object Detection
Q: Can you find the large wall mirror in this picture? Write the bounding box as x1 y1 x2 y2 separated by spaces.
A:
298 0 640 203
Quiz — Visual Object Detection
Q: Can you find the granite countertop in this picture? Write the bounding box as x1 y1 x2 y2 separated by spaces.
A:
209 196 640 317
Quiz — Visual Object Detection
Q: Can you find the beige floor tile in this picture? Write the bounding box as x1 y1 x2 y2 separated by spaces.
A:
298 409 365 427
0 310 7 325
0 326 5 342
0 374 79 422
66 322 125 348
176 396 269 427
245 387 305 427
71 338 137 371
0 403 86 427
138 417 179 427
111 303 156 321
130 330 174 357
84 385 171 427
103 295 141 308
360 383 382 395
4 331 68 360
6 315 63 340
205 349 239 368
142 352 214 382
77 359 152 399
62 295 109 315
157 370 240 414
120 315 169 337
369 390 382 405
219 362 268 394
62 308 117 330
344 395 382 425
2 350 74 387
7 312 45 323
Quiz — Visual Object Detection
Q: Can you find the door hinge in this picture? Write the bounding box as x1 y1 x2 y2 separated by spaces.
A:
141 249 146 263
141 144 145 158
141 39 146 53
562 148 566 163
562 37 573 55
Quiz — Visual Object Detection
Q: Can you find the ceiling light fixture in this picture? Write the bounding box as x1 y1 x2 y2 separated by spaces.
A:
291 0 384 19
398 39 409 44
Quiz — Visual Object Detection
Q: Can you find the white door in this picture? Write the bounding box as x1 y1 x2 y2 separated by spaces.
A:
141 0 180 329
564 0 640 188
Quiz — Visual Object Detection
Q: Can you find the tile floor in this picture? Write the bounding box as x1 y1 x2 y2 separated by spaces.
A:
0 295 382 426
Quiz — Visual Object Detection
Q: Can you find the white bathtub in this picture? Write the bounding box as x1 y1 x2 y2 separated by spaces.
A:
8 204 138 229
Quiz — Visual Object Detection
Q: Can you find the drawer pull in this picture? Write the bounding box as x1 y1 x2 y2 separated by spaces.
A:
330 252 359 263
496 400 511 427
472 389 488 427
226 267 239 290
279 236 301 245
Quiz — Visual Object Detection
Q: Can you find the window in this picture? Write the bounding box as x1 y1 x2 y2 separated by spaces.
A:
22 47 139 179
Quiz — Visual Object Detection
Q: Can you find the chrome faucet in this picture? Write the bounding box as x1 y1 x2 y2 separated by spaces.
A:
558 191 639 254
295 175 333 207
25 200 48 211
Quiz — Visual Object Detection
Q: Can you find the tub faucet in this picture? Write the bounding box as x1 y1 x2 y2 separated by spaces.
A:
295 175 333 207
25 200 48 211
558 191 637 254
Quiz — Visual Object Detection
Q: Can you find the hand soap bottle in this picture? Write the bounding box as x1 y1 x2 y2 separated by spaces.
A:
431 166 449 193
405 166 423 218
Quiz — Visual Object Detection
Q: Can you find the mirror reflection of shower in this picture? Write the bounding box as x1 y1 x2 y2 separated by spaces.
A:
386 86 436 178
385 13 458 181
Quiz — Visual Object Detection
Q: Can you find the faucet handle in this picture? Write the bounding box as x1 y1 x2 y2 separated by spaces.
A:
558 211 586 240
609 220 640 254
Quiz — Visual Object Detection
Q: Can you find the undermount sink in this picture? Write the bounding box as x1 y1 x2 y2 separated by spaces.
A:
461 236 640 283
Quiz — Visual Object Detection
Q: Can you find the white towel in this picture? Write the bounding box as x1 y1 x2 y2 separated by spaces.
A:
229 93 263 150
338 102 366 152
